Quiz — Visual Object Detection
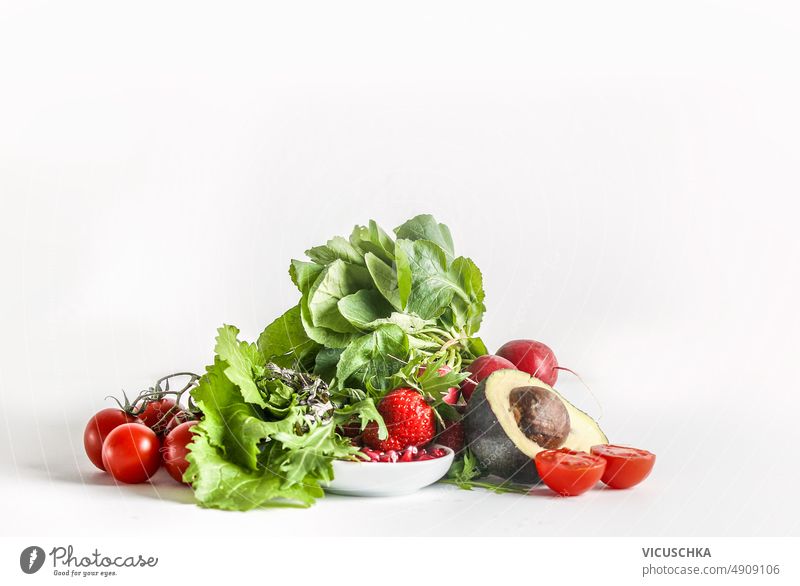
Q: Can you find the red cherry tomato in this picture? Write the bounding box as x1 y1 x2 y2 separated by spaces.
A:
591 444 655 489
101 423 161 484
534 448 606 496
162 421 198 484
84 409 140 471
139 398 178 435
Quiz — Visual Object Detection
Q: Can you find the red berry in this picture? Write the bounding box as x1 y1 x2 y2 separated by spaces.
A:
362 388 436 452
435 421 465 453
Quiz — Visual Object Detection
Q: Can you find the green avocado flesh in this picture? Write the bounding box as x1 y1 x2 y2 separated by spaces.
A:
463 369 608 483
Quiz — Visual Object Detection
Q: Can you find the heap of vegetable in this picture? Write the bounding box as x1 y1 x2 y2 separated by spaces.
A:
184 214 488 509
85 213 656 505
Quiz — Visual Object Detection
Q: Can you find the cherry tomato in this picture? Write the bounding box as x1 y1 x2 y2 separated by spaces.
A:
161 421 197 484
139 398 178 435
101 423 161 484
164 410 197 435
591 444 655 489
84 409 140 471
534 448 606 496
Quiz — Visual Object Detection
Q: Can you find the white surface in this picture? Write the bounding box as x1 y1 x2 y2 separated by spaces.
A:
1 1 799 537
325 447 454 497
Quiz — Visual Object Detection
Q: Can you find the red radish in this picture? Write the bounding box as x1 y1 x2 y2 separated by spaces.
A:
496 339 559 386
442 387 459 405
460 354 517 401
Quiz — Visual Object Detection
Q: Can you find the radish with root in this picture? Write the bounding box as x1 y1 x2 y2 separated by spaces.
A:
495 339 560 386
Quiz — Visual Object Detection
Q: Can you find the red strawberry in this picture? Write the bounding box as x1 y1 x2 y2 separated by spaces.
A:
435 421 465 453
362 388 435 451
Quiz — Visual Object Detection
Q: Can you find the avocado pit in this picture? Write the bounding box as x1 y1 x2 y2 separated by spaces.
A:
508 386 570 449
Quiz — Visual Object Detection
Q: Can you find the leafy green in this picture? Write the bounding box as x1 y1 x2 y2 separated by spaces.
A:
363 252 402 311
337 289 395 329
215 324 267 408
349 221 395 264
443 449 532 495
257 305 320 369
313 347 343 382
395 239 485 333
184 427 322 511
333 398 388 439
191 358 293 470
335 324 409 394
186 214 491 510
306 236 364 266
307 260 373 334
394 214 455 261
185 325 369 511
392 353 467 406
288 214 487 394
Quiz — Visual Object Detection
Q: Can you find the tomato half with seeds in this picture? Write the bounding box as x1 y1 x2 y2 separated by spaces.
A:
534 449 606 496
591 444 655 489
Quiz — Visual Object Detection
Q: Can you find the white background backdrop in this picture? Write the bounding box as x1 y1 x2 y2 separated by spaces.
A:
1 0 799 539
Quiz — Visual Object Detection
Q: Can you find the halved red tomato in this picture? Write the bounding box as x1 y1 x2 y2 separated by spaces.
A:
591 444 655 489
534 448 606 496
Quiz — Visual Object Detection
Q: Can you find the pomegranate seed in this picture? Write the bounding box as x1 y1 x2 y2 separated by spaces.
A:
431 448 446 458
386 450 399 463
416 454 435 461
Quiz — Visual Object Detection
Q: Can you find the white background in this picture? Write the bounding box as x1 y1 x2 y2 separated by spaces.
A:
1 0 799 543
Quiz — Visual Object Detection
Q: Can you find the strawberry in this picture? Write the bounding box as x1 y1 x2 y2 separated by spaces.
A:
362 388 435 451
435 420 465 453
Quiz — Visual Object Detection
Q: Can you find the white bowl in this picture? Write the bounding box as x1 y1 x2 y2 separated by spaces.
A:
323 445 454 497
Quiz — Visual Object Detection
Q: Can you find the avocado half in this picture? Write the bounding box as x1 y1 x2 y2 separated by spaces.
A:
463 369 608 483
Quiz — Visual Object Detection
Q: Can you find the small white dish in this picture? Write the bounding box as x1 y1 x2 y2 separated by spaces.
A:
323 445 454 497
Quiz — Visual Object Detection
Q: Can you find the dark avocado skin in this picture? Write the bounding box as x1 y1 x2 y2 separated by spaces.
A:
463 378 541 484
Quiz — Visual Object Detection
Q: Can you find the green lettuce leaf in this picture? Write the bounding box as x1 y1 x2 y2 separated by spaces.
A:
185 427 321 511
394 214 455 261
215 325 266 408
349 220 395 264
335 324 409 394
307 260 373 334
191 359 297 470
337 289 394 329
364 252 402 310
257 305 320 368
